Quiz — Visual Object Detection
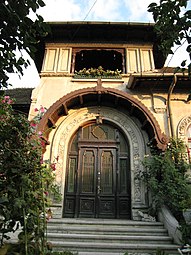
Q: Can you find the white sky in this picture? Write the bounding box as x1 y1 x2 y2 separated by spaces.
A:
8 0 191 88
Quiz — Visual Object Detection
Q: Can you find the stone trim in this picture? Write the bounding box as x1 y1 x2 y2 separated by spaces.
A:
178 115 191 142
49 106 149 220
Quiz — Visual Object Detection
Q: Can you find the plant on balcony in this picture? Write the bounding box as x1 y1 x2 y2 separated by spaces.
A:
74 66 122 79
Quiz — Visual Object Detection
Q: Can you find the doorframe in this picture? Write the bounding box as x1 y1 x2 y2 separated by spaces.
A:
64 124 131 219
49 106 150 220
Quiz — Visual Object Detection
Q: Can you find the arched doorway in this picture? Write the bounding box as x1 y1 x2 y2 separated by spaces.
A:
38 85 168 219
63 121 131 219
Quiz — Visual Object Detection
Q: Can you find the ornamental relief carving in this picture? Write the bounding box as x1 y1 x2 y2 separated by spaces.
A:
178 115 191 142
52 107 147 206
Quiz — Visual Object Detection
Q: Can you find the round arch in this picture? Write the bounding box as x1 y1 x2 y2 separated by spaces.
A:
49 106 150 220
37 84 168 151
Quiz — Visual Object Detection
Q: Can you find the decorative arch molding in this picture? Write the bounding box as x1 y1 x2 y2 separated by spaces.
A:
37 83 168 151
178 114 191 142
50 106 149 220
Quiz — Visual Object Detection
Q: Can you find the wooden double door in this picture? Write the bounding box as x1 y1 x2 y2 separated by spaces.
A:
63 123 131 219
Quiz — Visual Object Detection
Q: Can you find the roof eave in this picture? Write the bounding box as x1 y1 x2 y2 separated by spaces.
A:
127 72 189 89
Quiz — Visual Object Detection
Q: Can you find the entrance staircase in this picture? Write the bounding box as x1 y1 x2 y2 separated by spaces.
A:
47 218 179 255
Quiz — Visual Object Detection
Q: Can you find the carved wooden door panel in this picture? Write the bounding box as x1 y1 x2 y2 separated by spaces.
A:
98 148 116 218
78 147 116 218
77 148 97 218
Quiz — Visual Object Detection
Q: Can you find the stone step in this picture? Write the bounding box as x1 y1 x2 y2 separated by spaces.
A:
47 225 168 236
50 241 179 254
47 218 167 236
47 218 179 254
47 232 173 244
48 218 164 227
77 253 156 255
78 253 146 255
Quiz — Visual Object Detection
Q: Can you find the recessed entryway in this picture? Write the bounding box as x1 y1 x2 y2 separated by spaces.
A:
63 122 131 219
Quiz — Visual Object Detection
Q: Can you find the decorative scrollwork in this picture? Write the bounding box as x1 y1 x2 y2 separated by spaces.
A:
178 115 191 142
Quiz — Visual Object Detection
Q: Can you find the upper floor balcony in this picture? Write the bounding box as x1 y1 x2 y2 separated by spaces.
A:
41 44 155 78
34 22 166 79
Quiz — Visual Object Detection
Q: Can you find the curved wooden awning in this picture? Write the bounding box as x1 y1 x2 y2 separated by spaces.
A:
37 80 168 151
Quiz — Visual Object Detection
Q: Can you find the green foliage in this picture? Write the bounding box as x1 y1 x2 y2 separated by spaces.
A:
155 249 167 255
148 0 191 76
141 138 191 220
0 95 60 254
124 251 168 255
0 244 76 255
179 222 191 244
46 251 76 255
74 66 122 78
0 0 49 89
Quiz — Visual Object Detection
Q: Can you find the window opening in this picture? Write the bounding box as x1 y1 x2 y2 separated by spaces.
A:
74 49 123 73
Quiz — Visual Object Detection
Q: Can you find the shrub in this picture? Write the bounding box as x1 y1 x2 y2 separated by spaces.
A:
141 138 191 221
0 95 60 254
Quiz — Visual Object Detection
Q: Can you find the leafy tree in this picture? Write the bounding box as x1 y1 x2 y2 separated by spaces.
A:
0 0 49 89
148 0 191 74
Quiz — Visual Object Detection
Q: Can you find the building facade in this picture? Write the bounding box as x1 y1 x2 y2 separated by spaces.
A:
29 22 191 220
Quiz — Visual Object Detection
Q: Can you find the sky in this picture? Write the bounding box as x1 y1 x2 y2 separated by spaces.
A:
8 0 191 88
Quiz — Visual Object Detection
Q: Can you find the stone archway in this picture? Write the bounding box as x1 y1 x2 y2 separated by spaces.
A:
50 106 149 220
